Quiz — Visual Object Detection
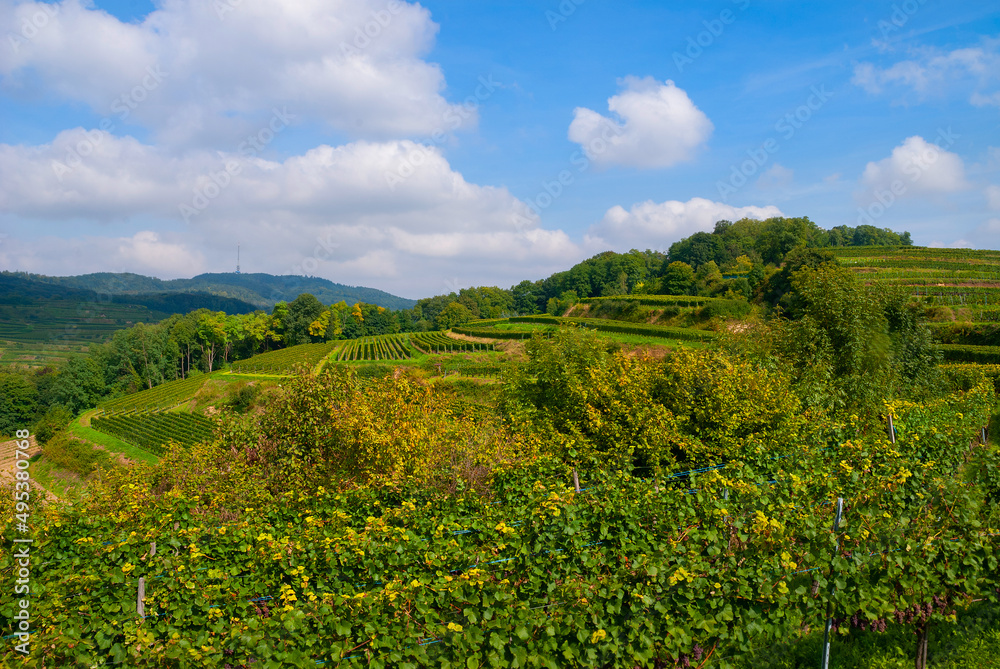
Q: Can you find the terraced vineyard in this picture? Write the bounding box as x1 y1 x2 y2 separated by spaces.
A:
830 246 1000 317
410 331 494 354
98 374 211 414
335 334 413 361
0 300 168 348
333 332 494 361
455 316 719 342
90 411 216 456
229 341 339 374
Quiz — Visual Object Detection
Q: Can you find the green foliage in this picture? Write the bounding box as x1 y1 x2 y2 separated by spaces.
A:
939 344 1000 365
226 383 260 414
661 261 695 295
436 301 475 330
0 371 39 438
930 322 1000 346
38 431 111 477
2 332 1000 668
34 404 73 444
775 264 938 415
762 246 838 309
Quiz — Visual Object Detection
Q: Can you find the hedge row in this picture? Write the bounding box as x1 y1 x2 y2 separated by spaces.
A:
580 295 715 308
509 316 719 342
937 344 1000 365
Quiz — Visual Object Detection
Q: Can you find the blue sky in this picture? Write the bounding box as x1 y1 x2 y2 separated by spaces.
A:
0 0 998 299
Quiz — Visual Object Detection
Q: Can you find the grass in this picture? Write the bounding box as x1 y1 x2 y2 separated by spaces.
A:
26 453 86 502
731 600 1000 668
69 411 160 465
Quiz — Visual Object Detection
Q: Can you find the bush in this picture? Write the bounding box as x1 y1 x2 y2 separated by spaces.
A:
34 405 73 444
226 383 259 414
41 433 110 478
699 299 754 320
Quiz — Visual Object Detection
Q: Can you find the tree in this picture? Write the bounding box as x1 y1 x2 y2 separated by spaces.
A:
284 293 326 346
0 373 39 438
661 261 695 295
512 280 541 315
50 357 106 416
197 312 228 373
435 301 474 330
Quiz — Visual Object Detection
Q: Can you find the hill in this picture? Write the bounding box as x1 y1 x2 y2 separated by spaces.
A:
20 271 417 311
0 272 262 367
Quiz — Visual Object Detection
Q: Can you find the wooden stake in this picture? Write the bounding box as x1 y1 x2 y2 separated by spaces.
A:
572 468 580 493
820 497 844 669
137 577 146 618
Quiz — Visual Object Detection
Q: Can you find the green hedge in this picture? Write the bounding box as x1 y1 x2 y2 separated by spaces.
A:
938 344 1000 365
451 327 548 340
581 295 714 308
928 322 1000 346
509 316 719 342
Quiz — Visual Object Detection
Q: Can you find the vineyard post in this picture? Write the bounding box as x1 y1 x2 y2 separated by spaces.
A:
820 497 844 669
887 415 896 444
136 577 146 617
573 468 581 493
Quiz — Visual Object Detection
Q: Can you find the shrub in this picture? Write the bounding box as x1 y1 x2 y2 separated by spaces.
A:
41 433 110 478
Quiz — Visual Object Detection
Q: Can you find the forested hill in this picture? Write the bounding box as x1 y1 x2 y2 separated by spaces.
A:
10 272 416 311
0 272 257 315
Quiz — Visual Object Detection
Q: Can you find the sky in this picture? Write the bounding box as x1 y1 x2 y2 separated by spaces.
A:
0 0 998 300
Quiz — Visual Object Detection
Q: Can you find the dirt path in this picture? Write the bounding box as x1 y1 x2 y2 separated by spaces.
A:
0 436 61 503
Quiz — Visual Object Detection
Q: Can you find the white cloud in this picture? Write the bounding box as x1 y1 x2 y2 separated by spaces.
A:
971 91 1000 108
0 0 474 148
986 185 1000 210
857 135 969 203
928 238 974 249
852 38 1000 104
0 132 583 296
585 197 782 251
756 163 794 191
568 77 713 169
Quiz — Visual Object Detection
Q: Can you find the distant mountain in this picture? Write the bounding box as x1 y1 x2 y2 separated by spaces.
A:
11 272 417 311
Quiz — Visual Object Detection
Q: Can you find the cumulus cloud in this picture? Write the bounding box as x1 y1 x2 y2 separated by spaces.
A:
986 185 1000 210
857 135 969 204
585 197 782 251
0 0 472 148
0 132 582 296
568 77 713 169
852 38 1000 105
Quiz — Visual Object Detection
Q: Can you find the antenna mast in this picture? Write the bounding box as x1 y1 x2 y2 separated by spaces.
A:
236 244 241 274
